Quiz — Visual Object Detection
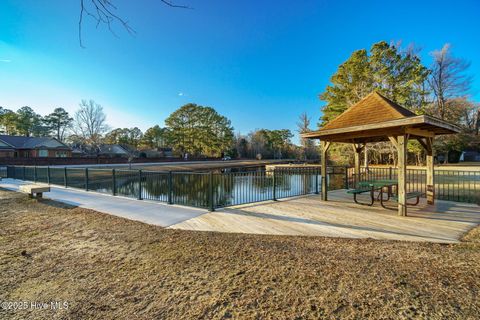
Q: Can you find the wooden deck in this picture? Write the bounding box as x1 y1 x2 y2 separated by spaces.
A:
169 189 480 243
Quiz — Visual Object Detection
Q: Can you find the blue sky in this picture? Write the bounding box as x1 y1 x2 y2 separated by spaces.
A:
1 0 479 142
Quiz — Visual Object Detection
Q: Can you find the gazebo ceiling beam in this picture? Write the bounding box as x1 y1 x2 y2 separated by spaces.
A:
320 141 330 201
415 137 434 153
351 142 365 153
311 127 437 144
388 136 398 149
406 128 435 138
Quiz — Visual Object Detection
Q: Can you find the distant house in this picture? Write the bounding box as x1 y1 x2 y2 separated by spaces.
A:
139 147 174 158
0 135 72 158
97 144 131 158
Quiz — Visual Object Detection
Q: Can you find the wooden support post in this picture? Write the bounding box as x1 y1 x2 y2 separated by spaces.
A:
354 150 360 184
397 134 407 217
417 137 435 205
426 137 434 205
364 144 368 169
320 141 330 201
352 143 363 186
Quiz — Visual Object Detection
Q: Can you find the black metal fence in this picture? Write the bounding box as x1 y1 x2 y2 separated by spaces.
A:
5 165 479 208
348 167 480 204
5 166 349 210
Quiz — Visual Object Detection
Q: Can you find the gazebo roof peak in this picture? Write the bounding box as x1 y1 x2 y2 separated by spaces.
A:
322 91 416 130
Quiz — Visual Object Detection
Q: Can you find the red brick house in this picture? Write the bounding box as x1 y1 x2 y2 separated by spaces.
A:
0 135 72 158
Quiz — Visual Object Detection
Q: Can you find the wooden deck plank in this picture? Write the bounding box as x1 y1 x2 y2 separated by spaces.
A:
168 190 480 243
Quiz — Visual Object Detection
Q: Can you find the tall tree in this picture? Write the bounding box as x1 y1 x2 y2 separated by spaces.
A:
15 106 43 137
165 103 234 157
258 129 294 159
141 125 168 149
0 107 7 134
319 49 373 125
44 108 73 141
104 127 143 147
429 44 472 120
72 100 109 147
297 112 317 159
0 109 18 135
319 41 430 126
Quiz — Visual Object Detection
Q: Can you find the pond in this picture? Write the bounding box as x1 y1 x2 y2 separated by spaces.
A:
70 166 347 209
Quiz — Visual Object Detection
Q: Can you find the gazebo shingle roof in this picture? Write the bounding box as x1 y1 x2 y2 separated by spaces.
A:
303 91 460 143
322 91 416 130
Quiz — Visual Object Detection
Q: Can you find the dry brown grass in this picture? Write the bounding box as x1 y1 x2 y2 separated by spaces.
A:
0 188 479 320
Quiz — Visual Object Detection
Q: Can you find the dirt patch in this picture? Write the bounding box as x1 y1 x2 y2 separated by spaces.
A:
1 188 479 319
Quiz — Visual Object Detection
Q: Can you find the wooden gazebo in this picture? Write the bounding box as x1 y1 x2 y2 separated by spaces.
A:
302 91 460 216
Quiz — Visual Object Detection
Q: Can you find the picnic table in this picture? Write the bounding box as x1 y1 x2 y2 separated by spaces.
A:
347 179 423 209
347 179 397 206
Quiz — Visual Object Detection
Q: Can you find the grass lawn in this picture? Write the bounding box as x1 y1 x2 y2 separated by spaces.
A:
1 188 479 319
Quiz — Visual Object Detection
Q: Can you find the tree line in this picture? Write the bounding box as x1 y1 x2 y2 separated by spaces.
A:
0 101 301 159
319 41 479 164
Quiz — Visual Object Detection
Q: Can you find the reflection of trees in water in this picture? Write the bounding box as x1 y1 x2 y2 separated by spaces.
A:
171 173 209 206
215 172 268 206
142 172 168 200
65 169 86 189
87 170 114 193
114 171 139 198
215 170 317 206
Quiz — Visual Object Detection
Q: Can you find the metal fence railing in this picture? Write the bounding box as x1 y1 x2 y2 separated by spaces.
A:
4 165 479 208
348 167 480 204
5 165 348 210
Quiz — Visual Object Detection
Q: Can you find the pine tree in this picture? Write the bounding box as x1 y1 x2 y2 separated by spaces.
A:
319 41 430 127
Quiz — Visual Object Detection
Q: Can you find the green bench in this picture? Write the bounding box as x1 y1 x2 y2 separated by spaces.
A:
380 191 424 209
347 187 380 206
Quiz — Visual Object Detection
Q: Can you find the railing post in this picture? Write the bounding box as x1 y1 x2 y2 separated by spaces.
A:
85 168 89 191
112 169 116 196
47 166 51 185
34 166 37 183
315 168 319 194
138 170 143 200
389 166 393 180
168 171 173 204
272 169 277 201
208 171 214 211
12 166 16 180
23 166 26 180
345 166 349 189
64 167 68 188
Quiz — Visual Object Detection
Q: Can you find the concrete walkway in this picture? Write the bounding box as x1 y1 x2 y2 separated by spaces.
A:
0 179 207 227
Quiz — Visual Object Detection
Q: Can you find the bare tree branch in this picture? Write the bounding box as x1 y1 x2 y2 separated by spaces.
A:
428 43 472 120
160 0 190 8
78 0 189 48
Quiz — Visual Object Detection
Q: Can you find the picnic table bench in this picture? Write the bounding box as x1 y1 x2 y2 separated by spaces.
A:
19 184 50 199
346 186 380 206
380 191 424 209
